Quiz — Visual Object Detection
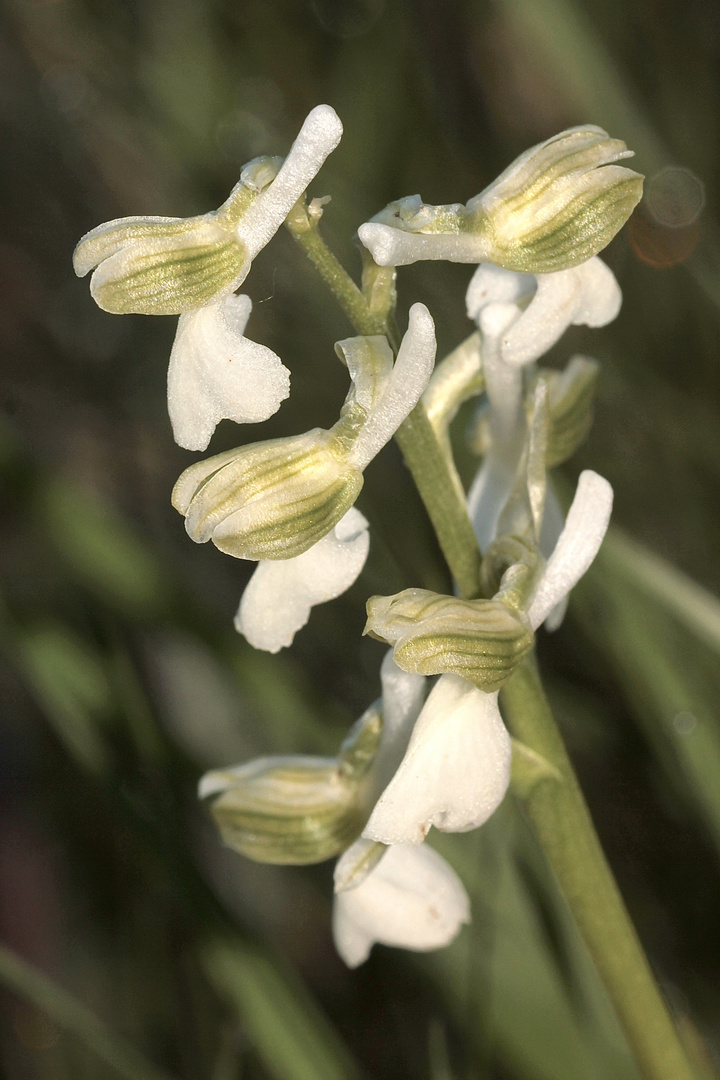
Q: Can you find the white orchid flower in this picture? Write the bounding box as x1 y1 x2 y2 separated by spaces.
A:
74 105 343 449
363 470 613 845
332 842 470 968
234 507 370 653
466 257 621 368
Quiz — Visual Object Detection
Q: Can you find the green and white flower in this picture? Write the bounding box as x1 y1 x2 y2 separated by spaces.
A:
74 106 343 314
358 127 642 273
74 106 343 449
362 470 613 846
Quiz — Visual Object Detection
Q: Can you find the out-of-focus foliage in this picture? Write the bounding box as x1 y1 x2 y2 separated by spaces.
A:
1 1 719 1078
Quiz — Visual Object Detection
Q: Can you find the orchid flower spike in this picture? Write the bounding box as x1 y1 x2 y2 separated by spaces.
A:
171 304 436 561
332 842 470 968
358 126 642 273
73 106 343 450
235 507 370 653
363 470 613 845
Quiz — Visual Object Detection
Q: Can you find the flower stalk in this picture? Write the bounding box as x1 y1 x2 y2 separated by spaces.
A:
501 655 698 1080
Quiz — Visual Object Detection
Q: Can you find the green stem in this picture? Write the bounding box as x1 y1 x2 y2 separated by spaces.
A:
285 202 482 598
501 656 698 1080
0 943 176 1080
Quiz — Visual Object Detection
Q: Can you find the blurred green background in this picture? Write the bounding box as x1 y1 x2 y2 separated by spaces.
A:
1 0 720 1077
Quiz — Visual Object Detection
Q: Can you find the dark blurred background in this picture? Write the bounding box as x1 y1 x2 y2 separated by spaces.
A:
1 1 720 1078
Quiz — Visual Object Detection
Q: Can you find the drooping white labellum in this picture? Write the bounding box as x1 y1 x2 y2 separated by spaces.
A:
167 294 290 451
234 507 370 653
332 842 470 968
363 674 512 845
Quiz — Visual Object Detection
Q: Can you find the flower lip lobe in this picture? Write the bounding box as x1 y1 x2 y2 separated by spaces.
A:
167 294 291 451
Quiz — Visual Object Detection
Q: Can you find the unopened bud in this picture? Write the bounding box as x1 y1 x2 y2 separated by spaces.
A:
365 588 533 691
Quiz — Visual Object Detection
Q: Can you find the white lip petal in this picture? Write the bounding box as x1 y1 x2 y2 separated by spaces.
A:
500 258 621 368
238 105 343 257
528 470 613 630
363 675 511 845
234 507 369 653
167 294 290 451
332 843 471 967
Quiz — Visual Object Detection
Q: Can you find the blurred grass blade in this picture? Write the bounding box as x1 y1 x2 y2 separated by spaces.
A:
41 479 169 618
603 529 720 655
18 621 112 774
0 943 176 1080
430 814 643 1080
574 530 720 855
202 937 364 1080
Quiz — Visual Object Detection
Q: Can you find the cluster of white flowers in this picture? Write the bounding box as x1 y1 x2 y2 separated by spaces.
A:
75 106 639 966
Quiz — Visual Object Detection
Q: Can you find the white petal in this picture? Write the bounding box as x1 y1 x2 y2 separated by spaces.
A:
332 843 470 967
234 508 369 653
571 256 623 327
237 105 343 257
478 302 525 443
501 258 621 367
467 451 520 553
538 482 568 631
167 294 290 451
465 264 535 321
358 223 488 267
347 304 437 470
369 651 427 797
528 470 613 629
363 675 511 845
